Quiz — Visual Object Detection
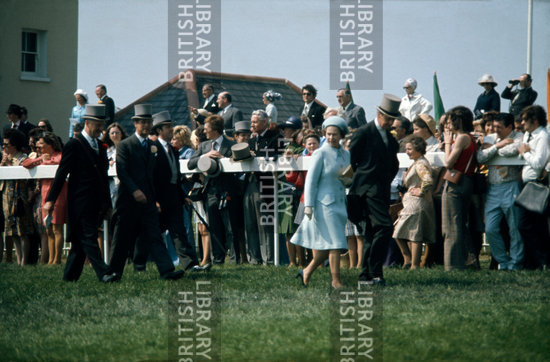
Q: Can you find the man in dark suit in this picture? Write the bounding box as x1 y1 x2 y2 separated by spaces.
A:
151 110 201 271
244 110 281 264
216 91 243 132
3 104 36 142
349 94 401 286
95 84 116 127
189 84 219 126
109 104 183 280
501 73 538 118
44 104 115 282
299 84 326 129
188 115 236 265
336 88 367 129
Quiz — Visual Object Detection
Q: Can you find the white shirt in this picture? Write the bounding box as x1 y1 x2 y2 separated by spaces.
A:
135 132 147 145
302 101 314 115
477 131 523 184
82 129 98 151
521 126 550 182
374 117 388 146
211 135 223 151
203 94 215 108
399 93 433 121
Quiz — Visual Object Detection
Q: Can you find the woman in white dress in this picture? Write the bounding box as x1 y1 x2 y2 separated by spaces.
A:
291 116 350 289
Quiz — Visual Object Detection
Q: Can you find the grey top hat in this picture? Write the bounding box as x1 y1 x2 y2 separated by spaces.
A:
231 142 253 161
376 94 401 118
152 110 172 129
83 104 106 121
197 155 222 177
234 121 252 134
132 104 153 120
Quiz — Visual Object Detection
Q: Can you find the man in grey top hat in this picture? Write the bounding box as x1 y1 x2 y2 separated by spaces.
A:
151 110 201 271
109 104 183 280
44 104 116 282
349 94 401 286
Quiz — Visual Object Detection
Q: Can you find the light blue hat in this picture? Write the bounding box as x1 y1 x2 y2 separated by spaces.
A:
322 116 349 135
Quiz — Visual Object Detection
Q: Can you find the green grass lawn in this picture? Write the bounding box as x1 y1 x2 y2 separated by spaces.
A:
1 258 549 361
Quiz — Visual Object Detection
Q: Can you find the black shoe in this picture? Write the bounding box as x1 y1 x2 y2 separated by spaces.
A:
134 264 146 272
161 270 185 280
101 273 119 283
296 269 307 287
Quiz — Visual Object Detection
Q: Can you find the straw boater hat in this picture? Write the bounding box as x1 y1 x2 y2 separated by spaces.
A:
197 155 222 177
376 94 402 119
83 104 106 122
417 114 437 136
234 121 252 134
478 74 498 86
132 104 153 120
231 143 253 161
152 110 172 129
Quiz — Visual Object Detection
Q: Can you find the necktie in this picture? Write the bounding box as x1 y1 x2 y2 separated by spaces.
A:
141 139 148 154
303 105 309 116
527 133 532 143
92 139 99 154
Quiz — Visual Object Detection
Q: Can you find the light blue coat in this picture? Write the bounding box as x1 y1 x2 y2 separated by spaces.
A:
291 143 350 250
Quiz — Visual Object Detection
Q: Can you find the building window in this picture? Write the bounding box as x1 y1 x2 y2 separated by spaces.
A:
20 29 49 82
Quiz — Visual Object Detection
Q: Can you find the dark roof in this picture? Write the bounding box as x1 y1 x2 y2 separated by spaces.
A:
115 70 326 133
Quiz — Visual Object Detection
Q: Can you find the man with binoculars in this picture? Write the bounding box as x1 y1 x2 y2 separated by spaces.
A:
501 73 538 118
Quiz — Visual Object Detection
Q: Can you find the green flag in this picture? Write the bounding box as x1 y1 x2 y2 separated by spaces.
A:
433 72 445 124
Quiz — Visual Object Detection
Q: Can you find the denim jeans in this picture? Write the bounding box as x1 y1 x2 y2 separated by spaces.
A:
484 181 523 270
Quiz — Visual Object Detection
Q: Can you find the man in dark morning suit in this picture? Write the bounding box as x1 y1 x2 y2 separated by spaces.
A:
216 91 243 132
109 104 183 280
151 110 201 271
3 104 36 142
44 104 116 282
244 110 282 264
95 84 116 127
188 114 237 265
189 84 219 126
337 88 367 129
299 84 326 129
501 73 538 119
349 94 401 286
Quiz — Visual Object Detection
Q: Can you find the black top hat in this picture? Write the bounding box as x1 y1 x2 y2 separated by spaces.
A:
376 94 401 118
83 104 106 121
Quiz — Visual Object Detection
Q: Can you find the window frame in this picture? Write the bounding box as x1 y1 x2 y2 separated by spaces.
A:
20 29 50 82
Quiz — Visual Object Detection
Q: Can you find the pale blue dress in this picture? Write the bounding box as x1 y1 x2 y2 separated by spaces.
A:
291 143 350 250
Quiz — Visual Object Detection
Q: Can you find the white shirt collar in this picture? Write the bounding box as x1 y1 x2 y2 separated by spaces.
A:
135 132 147 144
159 137 169 149
212 135 224 148
82 129 96 147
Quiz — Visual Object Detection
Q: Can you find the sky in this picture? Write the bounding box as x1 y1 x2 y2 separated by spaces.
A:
78 0 550 120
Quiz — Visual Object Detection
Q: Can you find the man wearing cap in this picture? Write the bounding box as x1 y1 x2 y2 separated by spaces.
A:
109 104 183 280
336 88 367 129
399 78 433 123
299 84 326 129
473 74 501 118
216 91 243 131
44 104 116 282
501 73 538 118
189 84 219 126
349 94 401 286
188 115 237 265
151 111 201 271
95 84 115 127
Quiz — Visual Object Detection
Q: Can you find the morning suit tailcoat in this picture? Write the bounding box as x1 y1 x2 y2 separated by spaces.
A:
100 95 116 127
244 129 282 264
188 136 237 263
153 139 199 269
343 103 368 129
349 120 399 280
195 95 219 125
46 134 111 281
218 106 243 131
299 101 326 128
501 86 537 117
109 134 175 278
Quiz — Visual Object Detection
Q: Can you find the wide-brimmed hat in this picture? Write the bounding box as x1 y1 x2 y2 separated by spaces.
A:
322 116 349 135
197 155 221 177
280 115 302 130
231 143 253 161
376 93 401 119
234 121 252 134
478 74 497 86
131 104 153 120
152 110 172 129
74 89 88 101
83 104 106 122
190 108 209 121
417 114 437 136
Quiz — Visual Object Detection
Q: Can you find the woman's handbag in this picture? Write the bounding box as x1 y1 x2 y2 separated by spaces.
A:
443 153 474 185
514 181 550 214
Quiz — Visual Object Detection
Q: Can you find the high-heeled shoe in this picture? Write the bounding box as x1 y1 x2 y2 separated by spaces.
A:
295 270 307 287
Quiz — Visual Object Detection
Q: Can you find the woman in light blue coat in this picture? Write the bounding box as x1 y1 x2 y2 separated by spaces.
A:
291 116 350 289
